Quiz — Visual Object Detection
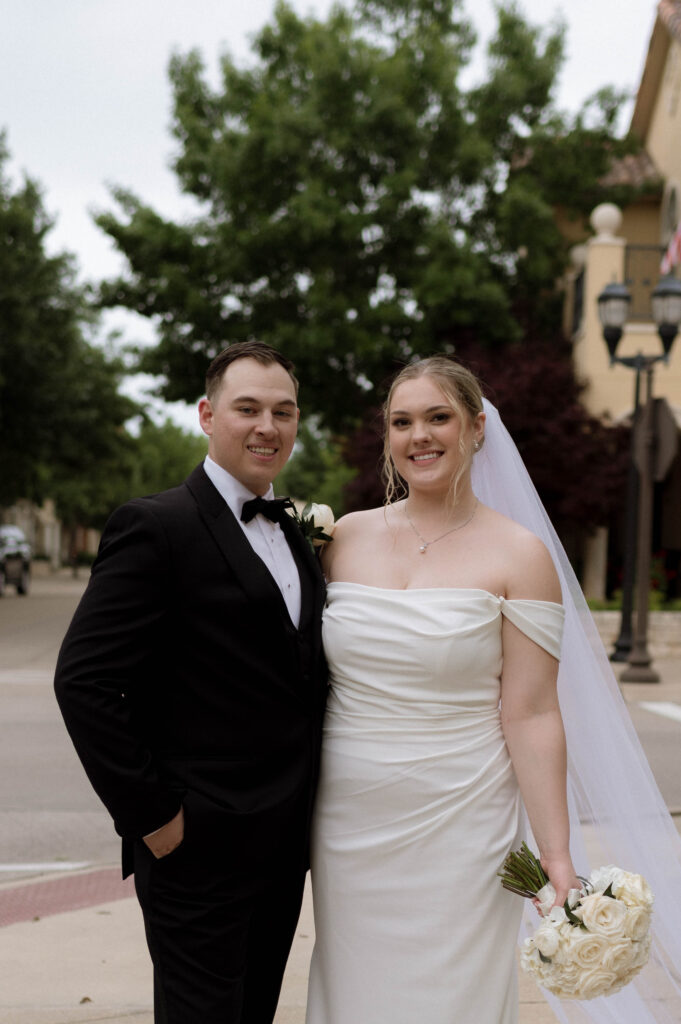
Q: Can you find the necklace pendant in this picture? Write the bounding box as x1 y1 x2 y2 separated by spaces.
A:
419 544 427 553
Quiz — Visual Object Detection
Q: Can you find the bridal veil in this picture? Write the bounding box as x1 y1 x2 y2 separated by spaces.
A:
472 399 681 1024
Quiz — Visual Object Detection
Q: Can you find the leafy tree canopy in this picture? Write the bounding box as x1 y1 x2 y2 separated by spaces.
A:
0 134 138 521
276 419 357 514
128 417 207 498
96 0 639 433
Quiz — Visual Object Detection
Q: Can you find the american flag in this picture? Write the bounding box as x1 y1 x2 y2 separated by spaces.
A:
661 220 681 274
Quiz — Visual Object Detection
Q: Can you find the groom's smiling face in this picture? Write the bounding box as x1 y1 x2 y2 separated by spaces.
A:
198 357 299 495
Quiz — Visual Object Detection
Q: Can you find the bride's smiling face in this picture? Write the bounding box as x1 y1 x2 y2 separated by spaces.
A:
388 375 482 493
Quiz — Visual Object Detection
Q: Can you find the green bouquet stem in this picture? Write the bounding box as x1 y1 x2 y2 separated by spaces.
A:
498 842 550 900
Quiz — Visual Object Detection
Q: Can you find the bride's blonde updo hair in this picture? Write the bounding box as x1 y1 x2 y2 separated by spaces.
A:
382 356 485 507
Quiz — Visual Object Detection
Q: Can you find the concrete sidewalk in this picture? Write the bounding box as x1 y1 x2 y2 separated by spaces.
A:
0 872 560 1024
1 657 679 1024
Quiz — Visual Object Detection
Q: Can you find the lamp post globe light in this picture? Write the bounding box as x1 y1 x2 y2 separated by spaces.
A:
651 274 681 358
596 276 681 681
597 280 631 361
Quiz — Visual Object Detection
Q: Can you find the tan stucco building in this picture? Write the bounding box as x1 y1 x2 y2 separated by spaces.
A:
562 1 681 598
567 1 681 419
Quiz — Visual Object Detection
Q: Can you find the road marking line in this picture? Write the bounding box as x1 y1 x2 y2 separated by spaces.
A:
0 862 90 872
0 670 54 685
638 701 681 724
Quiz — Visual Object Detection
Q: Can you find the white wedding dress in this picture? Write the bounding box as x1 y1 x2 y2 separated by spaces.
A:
306 581 564 1024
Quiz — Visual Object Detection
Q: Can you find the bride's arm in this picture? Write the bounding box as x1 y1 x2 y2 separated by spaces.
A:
499 533 580 908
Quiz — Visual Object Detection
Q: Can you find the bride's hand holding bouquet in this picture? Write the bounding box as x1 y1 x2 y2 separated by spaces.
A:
499 843 653 1000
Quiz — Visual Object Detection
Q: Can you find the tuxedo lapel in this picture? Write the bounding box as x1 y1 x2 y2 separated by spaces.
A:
185 465 293 621
184 465 324 634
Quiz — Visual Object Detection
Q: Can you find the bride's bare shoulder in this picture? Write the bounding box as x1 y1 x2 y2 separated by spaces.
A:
479 505 541 546
322 505 396 576
479 505 561 602
332 504 395 541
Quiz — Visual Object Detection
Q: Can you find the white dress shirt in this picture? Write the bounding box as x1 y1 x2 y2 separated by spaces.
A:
202 455 301 628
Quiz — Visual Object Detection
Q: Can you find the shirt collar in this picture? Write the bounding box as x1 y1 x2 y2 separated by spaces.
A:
203 455 275 520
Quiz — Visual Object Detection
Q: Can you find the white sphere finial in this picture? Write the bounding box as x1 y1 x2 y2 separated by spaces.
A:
569 244 587 270
590 203 622 240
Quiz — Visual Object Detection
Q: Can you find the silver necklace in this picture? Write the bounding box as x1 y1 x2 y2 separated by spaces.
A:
405 499 478 554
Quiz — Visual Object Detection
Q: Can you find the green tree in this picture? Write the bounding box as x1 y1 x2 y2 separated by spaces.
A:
46 342 140 535
128 417 208 497
96 0 639 433
0 135 138 521
276 419 357 514
92 0 642 529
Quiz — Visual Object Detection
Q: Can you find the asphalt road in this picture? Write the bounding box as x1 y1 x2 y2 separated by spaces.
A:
0 568 679 887
0 568 120 881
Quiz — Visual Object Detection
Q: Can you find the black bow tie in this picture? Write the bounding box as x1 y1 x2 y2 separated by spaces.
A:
240 496 294 525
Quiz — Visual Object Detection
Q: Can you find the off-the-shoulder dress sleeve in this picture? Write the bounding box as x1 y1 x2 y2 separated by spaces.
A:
498 597 565 660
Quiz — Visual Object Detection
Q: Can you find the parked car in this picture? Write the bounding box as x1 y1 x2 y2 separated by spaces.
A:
0 525 31 596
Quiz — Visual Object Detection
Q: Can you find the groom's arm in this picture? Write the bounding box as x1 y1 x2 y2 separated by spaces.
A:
54 499 182 841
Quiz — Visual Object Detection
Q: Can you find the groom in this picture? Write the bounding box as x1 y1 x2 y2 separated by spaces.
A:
54 341 327 1023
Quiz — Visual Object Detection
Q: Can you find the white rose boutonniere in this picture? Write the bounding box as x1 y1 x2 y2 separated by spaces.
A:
288 501 335 551
498 842 654 1001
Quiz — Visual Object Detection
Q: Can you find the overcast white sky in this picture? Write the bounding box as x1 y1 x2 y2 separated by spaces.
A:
1 0 659 426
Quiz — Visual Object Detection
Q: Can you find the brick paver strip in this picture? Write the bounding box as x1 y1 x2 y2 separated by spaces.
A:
0 868 135 927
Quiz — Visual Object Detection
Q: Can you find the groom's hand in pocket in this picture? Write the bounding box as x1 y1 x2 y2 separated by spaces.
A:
143 806 185 859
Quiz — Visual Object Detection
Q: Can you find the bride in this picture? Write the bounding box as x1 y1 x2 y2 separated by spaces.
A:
306 356 681 1023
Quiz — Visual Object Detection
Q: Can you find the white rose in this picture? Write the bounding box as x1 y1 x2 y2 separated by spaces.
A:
521 939 556 983
520 940 544 979
589 865 622 893
307 503 335 545
549 983 578 999
534 922 560 958
608 975 631 995
550 922 579 965
574 965 619 1000
545 961 581 998
550 923 579 965
623 906 652 941
612 871 654 910
566 930 610 969
628 933 652 971
602 939 635 974
574 892 628 937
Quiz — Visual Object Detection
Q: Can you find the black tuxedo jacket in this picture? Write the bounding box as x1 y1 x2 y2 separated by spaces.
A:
54 465 327 877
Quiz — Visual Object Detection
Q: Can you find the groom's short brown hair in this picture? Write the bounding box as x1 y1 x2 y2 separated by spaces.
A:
205 342 299 401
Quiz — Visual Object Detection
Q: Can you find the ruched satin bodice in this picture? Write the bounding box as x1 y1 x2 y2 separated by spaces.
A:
307 584 564 1024
323 583 563 712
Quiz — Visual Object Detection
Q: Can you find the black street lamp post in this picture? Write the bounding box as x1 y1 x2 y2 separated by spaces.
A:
597 276 681 681
597 282 640 661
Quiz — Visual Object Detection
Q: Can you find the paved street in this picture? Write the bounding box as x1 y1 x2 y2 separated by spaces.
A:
0 568 119 880
0 566 679 1022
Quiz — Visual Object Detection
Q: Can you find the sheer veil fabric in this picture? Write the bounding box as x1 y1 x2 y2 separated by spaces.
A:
472 400 681 1023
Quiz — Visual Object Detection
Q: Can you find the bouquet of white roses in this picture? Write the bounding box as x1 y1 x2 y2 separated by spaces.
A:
499 843 653 1000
